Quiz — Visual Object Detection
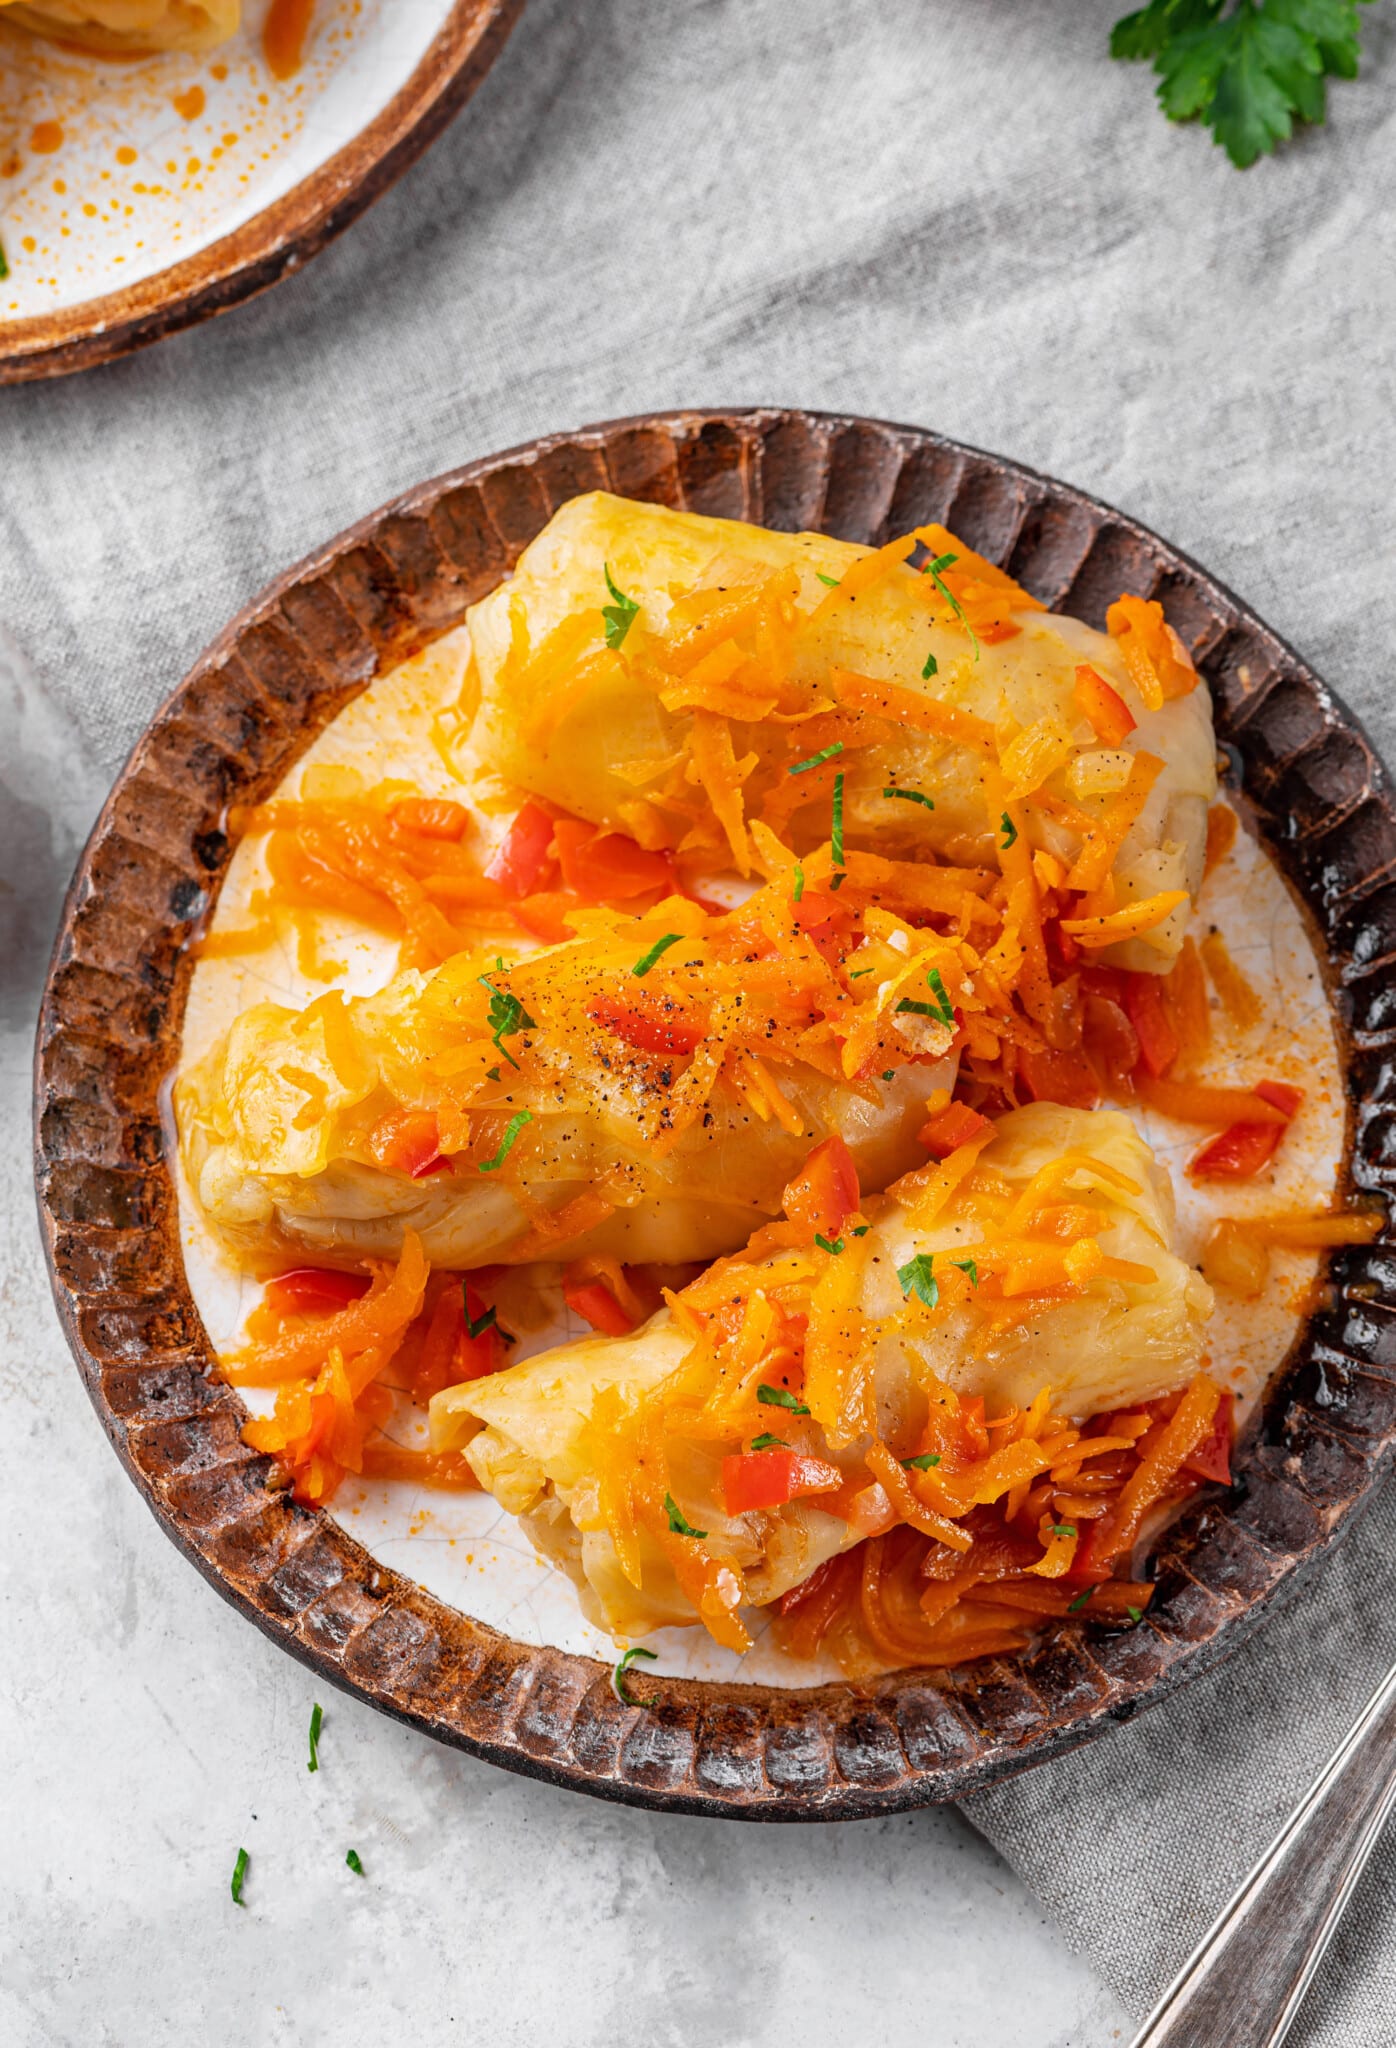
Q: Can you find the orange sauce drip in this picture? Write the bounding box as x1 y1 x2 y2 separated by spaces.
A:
29 122 64 155
173 85 206 121
264 0 316 80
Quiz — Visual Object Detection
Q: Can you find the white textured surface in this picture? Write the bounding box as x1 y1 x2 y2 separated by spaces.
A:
3 0 1395 2039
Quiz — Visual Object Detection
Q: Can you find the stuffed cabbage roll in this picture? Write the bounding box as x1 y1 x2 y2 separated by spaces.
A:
431 1101 1215 1647
178 870 965 1270
2 0 238 50
467 493 1217 973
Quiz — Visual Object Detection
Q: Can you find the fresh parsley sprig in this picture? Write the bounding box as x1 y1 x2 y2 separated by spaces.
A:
478 1110 532 1173
757 1382 810 1415
612 1645 659 1704
478 965 536 1070
602 563 639 649
1111 0 1375 168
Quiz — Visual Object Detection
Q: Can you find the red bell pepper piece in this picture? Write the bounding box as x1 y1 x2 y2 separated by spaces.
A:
917 1100 993 1158
264 1267 371 1315
1018 1042 1103 1111
562 1275 637 1337
486 801 558 898
1189 1081 1304 1182
1073 664 1137 746
367 1109 452 1179
781 1134 861 1239
553 819 675 902
1121 972 1179 1079
391 797 472 842
1182 1390 1235 1484
722 1449 843 1517
585 993 703 1058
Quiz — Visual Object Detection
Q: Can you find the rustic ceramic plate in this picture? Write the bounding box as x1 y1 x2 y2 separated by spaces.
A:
0 0 521 383
34 408 1396 1818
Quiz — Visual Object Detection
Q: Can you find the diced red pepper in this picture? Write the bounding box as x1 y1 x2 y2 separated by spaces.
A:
917 1100 993 1158
263 1267 371 1315
722 1449 843 1516
563 1276 637 1337
1182 1390 1235 1484
585 993 703 1058
486 801 558 897
1121 972 1179 1079
1189 1081 1304 1183
781 1134 861 1239
1062 1516 1118 1588
1043 919 1082 973
1082 994 1140 1094
515 890 584 943
1018 1042 1103 1111
553 819 675 902
367 1109 451 1179
777 1556 841 1616
391 797 472 842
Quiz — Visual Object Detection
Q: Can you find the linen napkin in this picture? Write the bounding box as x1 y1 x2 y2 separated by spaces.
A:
5 0 1395 2033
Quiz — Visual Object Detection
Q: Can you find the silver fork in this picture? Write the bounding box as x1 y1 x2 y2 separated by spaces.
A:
1130 1654 1396 2046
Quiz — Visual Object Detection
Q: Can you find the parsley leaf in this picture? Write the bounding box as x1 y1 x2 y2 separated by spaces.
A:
757 1383 810 1415
346 1849 365 1876
1111 0 1373 167
307 1701 323 1773
602 563 639 649
612 1645 659 1703
632 932 682 977
814 1233 845 1255
897 1253 939 1309
477 973 536 1070
1128 1605 1144 1623
788 741 843 776
1067 1587 1094 1614
230 1847 250 1906
751 1433 789 1451
949 1257 979 1287
831 771 845 872
478 1110 532 1173
999 811 1018 851
922 549 980 660
883 786 935 811
815 570 841 588
664 1493 707 1540
1051 1523 1079 1539
463 1295 500 1342
921 651 939 680
0 240 9 283
902 1451 941 1470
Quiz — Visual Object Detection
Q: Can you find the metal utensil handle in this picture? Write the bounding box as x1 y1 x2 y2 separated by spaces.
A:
1131 1655 1396 2048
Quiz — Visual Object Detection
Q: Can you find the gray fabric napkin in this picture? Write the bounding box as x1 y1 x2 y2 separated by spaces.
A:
5 0 1395 2033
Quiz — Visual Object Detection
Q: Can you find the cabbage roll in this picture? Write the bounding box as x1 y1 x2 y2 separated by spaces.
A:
432 1102 1214 1644
178 876 960 1269
467 492 1217 973
2 0 238 50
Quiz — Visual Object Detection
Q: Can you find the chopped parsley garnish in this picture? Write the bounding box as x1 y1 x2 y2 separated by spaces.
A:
814 1233 845 1256
896 962 955 1027
751 1433 789 1451
849 966 875 979
632 932 682 977
1067 1588 1094 1614
1051 1524 1078 1539
486 1065 502 1082
999 811 1018 851
345 1850 365 1876
230 1847 249 1906
664 1493 707 1540
881 1069 895 1081
921 651 938 680
1127 1605 1143 1623
831 771 845 871
883 786 935 811
815 570 841 588
788 741 844 776
949 1257 979 1287
612 1645 658 1704
902 1451 942 1470
602 563 639 649
478 1110 532 1173
477 972 536 1070
922 549 980 659
757 1383 810 1415
851 1224 871 1237
463 1295 502 1342
1111 0 1375 168
897 1254 939 1309
307 1701 323 1773
0 239 9 283
791 862 805 903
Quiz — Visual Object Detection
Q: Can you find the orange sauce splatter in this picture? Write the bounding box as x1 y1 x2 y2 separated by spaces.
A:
173 86 206 122
264 0 316 80
210 62 229 81
115 145 137 166
30 122 64 155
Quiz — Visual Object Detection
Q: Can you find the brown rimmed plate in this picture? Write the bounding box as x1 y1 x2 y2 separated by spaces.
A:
34 407 1396 1818
0 0 522 385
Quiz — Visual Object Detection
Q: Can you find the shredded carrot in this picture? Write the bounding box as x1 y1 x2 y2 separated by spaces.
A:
828 670 998 752
1204 803 1239 878
1061 889 1189 950
1200 930 1262 1031
1065 752 1164 893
